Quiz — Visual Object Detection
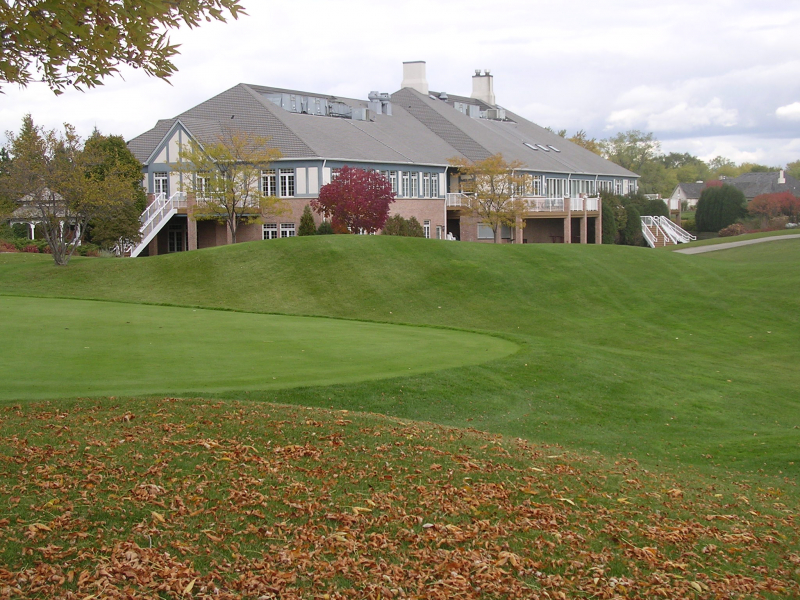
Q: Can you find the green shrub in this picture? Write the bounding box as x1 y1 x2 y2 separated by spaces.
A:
681 218 696 232
695 184 746 232
298 205 317 236
601 200 616 244
383 215 424 237
316 221 334 235
640 198 670 218
621 205 642 246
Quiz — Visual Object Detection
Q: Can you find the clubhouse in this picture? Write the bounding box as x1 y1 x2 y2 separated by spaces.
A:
127 62 639 256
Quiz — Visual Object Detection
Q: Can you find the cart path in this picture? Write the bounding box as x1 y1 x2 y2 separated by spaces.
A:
674 233 800 254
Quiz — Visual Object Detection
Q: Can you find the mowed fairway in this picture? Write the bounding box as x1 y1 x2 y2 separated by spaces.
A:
0 296 517 401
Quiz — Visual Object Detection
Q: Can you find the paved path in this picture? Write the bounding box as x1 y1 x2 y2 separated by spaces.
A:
674 233 800 254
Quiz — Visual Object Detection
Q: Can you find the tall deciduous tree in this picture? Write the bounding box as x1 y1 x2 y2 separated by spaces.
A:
82 131 146 252
311 166 395 234
786 160 800 181
177 128 284 244
3 115 141 265
0 1 245 93
600 130 661 173
449 154 526 243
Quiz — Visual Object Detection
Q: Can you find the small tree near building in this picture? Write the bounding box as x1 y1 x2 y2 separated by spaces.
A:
382 214 424 237
310 166 394 234
449 153 526 243
298 205 317 236
178 128 284 244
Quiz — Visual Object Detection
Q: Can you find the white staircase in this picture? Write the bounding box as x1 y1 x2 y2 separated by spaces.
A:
130 192 186 257
641 215 696 248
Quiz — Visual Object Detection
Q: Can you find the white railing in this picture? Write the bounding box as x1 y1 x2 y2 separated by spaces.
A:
140 192 166 224
523 197 565 212
654 215 696 244
445 194 600 214
641 219 658 248
130 191 186 257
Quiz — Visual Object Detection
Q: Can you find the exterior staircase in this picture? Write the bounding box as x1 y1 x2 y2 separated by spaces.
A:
130 192 186 257
641 215 696 248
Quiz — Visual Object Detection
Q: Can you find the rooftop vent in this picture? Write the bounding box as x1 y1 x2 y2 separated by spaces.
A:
368 91 392 116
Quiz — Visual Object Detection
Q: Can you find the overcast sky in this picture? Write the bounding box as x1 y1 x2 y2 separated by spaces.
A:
2 0 799 167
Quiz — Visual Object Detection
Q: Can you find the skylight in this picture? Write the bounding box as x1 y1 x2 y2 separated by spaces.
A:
536 144 550 152
547 145 561 152
523 142 538 151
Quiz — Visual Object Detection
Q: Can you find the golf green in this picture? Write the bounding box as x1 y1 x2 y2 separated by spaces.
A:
0 296 517 401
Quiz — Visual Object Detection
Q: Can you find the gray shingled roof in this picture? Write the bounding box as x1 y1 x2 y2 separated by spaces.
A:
723 172 800 200
128 82 639 179
676 182 705 199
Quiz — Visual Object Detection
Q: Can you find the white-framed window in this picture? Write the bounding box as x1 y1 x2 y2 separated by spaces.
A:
436 225 442 239
477 224 494 239
389 171 398 194
401 172 410 197
261 170 276 196
431 173 439 198
196 174 210 198
422 173 431 198
280 223 296 238
410 173 419 198
615 179 622 195
423 219 431 239
263 223 278 240
280 169 295 197
154 172 168 196
546 178 566 198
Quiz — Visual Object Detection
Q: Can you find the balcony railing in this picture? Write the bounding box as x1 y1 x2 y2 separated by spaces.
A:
447 193 600 213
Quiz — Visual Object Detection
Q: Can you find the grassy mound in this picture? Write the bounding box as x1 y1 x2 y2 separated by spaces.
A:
1 398 797 599
1 235 799 476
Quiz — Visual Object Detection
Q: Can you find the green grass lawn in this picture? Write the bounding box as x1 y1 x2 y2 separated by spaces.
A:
2 236 800 598
1 234 799 478
0 296 516 401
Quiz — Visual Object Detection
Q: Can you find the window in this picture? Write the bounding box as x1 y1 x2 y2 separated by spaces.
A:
389 171 398 194
280 223 296 238
615 179 622 195
196 174 210 198
431 173 439 198
401 172 410 197
423 219 430 239
422 173 431 198
546 178 566 198
263 223 278 240
261 170 276 196
410 173 419 198
436 225 442 239
477 224 494 239
280 169 295 197
154 172 168 196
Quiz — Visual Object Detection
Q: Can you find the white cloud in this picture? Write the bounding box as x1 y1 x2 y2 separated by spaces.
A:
776 102 800 121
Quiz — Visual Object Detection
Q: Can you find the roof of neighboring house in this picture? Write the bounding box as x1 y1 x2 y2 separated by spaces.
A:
128 83 638 179
720 172 800 199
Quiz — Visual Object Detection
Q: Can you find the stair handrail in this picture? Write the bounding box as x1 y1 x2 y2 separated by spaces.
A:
641 216 658 248
140 193 166 224
656 216 696 244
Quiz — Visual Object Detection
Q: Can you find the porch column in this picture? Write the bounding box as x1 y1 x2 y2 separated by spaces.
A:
28 222 35 239
580 214 587 244
595 207 603 244
226 225 233 245
563 213 571 244
515 215 523 244
187 194 197 251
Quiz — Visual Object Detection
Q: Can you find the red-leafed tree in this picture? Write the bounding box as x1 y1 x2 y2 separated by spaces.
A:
749 191 800 226
311 166 395 234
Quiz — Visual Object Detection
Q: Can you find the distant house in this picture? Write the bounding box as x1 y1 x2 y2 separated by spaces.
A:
127 61 639 257
668 182 705 210
670 171 800 211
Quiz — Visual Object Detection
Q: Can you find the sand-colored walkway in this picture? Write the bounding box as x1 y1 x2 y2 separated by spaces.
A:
674 233 800 254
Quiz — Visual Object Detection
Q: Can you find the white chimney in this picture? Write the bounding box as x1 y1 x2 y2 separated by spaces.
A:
471 69 495 106
779 169 786 184
401 61 428 95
